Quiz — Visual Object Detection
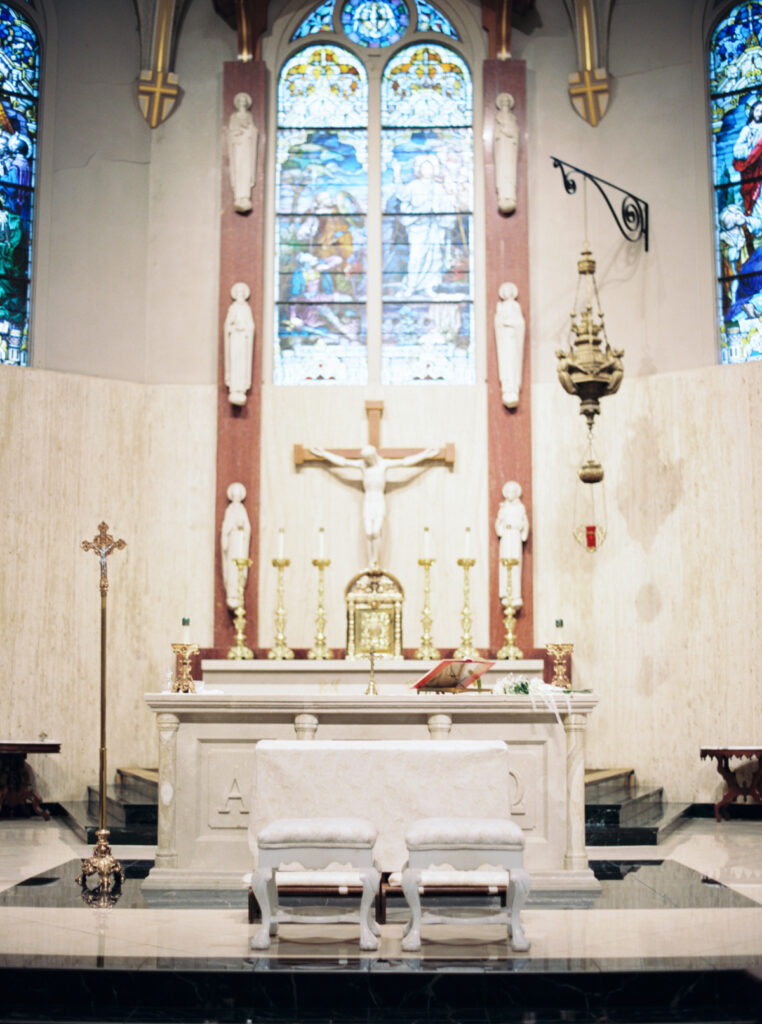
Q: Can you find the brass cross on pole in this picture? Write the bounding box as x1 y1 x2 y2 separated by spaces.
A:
77 522 126 897
293 399 455 467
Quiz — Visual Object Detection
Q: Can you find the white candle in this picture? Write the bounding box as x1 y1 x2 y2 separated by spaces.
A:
278 527 285 559
181 617 190 643
318 526 325 559
464 527 471 558
423 526 431 559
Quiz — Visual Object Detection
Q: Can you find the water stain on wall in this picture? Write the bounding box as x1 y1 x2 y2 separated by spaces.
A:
615 414 684 552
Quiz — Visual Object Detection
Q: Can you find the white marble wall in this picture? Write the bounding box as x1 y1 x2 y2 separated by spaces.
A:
0 367 217 802
532 362 762 804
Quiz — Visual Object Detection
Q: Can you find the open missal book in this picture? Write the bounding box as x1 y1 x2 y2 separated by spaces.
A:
412 658 495 693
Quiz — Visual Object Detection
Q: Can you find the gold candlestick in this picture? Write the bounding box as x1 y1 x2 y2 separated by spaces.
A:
171 642 200 692
307 558 333 660
77 522 126 897
453 557 480 659
227 557 254 660
497 557 523 659
268 558 294 660
415 557 439 660
546 642 574 689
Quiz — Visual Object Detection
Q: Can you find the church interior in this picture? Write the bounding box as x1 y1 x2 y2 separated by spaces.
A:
2 0 762 1021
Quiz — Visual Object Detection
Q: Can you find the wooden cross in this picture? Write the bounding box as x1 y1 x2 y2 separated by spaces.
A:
293 400 455 467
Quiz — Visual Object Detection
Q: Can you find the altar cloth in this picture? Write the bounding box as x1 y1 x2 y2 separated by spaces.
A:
249 739 512 873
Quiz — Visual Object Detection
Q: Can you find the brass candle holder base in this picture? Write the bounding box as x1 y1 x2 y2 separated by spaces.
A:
171 642 199 693
497 557 523 659
308 558 333 660
546 642 574 689
453 557 480 659
227 557 254 660
76 828 125 894
268 558 294 660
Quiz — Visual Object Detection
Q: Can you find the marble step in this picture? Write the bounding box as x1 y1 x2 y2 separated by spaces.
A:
586 801 690 847
115 767 158 801
586 784 664 828
584 768 635 801
59 800 157 846
86 784 158 826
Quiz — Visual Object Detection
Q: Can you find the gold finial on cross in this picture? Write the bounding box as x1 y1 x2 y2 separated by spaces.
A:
82 522 127 593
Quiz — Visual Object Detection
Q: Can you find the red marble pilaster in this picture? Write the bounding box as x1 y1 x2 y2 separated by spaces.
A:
483 59 539 657
213 61 267 653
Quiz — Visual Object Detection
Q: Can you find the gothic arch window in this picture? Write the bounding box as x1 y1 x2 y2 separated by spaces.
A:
0 2 39 366
274 0 474 386
709 1 762 363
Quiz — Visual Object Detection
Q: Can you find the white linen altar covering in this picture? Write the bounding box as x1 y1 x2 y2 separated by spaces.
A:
249 739 512 872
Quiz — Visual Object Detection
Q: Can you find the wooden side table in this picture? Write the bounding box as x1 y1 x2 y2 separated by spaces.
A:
0 741 61 820
700 747 762 821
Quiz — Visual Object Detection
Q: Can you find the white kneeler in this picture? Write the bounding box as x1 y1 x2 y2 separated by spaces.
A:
400 817 531 952
250 817 381 951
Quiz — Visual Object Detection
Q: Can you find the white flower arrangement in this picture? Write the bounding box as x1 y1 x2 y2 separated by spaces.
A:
492 674 572 724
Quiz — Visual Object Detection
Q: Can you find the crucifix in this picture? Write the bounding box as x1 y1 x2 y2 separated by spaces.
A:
294 400 455 567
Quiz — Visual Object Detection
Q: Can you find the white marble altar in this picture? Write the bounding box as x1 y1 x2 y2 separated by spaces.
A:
142 660 599 902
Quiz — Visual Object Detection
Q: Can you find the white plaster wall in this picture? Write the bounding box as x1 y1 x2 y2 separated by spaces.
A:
532 362 762 804
516 0 717 383
34 0 231 383
0 367 217 802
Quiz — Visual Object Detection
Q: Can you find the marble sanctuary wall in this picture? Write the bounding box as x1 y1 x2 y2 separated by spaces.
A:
0 367 217 802
3 0 759 808
3 361 760 805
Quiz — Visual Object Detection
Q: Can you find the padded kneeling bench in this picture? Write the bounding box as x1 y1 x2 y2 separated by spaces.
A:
400 817 530 952
250 817 380 951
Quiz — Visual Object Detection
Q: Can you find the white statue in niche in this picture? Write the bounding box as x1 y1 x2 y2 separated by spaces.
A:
224 282 254 406
308 443 440 567
493 92 519 215
228 92 258 214
495 481 529 608
494 281 525 409
220 482 251 609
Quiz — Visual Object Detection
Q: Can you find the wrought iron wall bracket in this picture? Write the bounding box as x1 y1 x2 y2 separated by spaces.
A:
551 157 649 252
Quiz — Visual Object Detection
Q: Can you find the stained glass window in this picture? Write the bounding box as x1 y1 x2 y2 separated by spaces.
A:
0 3 38 366
290 0 335 41
415 0 459 38
275 46 369 384
340 0 409 48
710 2 762 363
381 45 473 384
276 6 474 386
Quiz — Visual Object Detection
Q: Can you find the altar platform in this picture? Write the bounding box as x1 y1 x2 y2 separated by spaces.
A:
1 816 761 1023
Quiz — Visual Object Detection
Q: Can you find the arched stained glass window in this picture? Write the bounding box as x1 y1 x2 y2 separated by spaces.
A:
381 45 473 384
275 2 473 386
416 0 459 38
290 0 335 41
0 2 39 366
710 2 762 363
275 46 369 384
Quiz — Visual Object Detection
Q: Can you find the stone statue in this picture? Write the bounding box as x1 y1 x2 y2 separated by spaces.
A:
228 92 258 214
309 443 440 567
494 282 525 409
224 282 254 406
493 92 519 215
220 482 251 610
495 481 529 608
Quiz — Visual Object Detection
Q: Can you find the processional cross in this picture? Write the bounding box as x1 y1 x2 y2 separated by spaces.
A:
294 400 455 567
